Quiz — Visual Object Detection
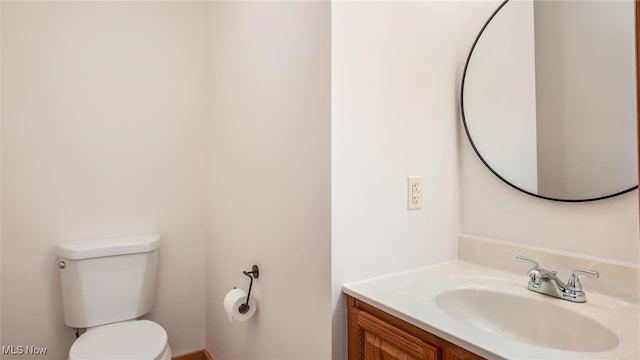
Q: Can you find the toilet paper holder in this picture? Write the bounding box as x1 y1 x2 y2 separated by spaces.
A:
238 265 259 314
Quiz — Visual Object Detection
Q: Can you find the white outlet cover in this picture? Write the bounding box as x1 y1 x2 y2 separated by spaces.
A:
407 176 422 210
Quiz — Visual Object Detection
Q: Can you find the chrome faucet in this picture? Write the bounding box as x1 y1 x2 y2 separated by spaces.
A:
516 255 599 303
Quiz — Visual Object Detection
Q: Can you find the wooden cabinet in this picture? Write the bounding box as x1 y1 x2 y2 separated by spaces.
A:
347 295 485 360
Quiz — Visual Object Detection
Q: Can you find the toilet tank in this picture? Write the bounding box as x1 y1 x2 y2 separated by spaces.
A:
57 234 160 328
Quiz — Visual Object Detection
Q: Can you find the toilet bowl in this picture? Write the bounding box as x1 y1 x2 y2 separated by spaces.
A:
68 320 171 360
57 235 171 360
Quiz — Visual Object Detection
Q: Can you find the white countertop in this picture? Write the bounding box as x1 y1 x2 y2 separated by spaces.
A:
343 260 639 360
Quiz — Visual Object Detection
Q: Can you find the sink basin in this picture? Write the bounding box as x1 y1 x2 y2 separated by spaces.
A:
435 288 619 352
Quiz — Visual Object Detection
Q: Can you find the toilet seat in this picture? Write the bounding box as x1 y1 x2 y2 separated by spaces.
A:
69 320 170 360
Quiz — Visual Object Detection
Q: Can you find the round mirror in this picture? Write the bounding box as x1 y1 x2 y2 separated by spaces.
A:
461 0 638 202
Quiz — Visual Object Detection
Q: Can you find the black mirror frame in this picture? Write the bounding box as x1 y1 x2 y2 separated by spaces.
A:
460 0 639 202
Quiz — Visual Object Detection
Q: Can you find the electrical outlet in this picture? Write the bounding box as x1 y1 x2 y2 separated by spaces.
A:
407 176 422 210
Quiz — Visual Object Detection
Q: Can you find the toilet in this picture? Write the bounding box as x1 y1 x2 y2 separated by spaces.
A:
57 234 172 360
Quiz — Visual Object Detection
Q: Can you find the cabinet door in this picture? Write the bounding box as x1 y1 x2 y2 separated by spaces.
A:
357 311 438 360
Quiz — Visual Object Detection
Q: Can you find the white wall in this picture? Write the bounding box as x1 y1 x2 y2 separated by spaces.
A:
1 2 208 358
331 2 463 358
459 1 640 265
206 2 331 359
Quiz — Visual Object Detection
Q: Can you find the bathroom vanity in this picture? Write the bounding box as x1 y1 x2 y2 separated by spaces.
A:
343 235 640 360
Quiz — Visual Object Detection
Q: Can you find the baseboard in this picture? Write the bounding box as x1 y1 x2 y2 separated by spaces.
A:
172 349 214 360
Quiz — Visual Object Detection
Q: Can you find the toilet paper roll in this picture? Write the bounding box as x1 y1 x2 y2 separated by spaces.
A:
223 288 257 322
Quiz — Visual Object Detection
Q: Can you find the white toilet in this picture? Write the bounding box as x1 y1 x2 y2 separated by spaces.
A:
57 234 172 360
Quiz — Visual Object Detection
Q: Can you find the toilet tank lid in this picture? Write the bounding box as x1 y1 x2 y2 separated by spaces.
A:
57 234 160 260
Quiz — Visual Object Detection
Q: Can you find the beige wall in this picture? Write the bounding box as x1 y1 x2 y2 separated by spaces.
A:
1 2 331 359
1 2 208 358
206 2 331 359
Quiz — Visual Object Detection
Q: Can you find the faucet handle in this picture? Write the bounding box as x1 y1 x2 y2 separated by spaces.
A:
516 256 543 285
515 255 539 269
567 269 599 291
